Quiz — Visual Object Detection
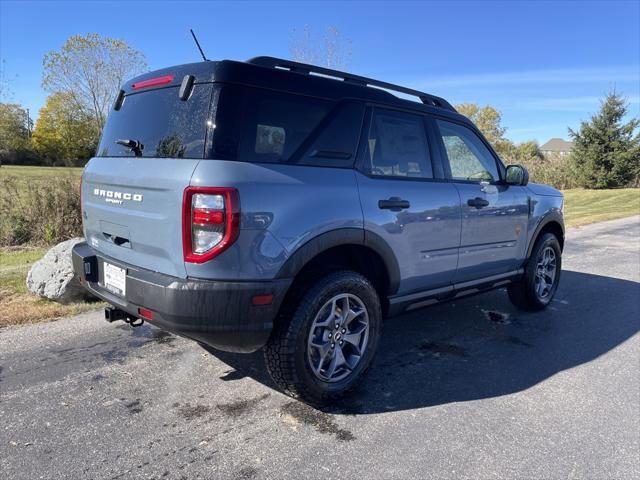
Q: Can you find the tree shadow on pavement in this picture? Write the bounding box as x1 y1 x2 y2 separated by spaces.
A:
208 270 640 414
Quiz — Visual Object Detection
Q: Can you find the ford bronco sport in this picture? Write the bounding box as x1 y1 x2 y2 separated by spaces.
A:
73 57 564 404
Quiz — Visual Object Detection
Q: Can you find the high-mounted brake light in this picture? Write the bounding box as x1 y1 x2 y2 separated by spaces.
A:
182 187 240 264
131 75 174 90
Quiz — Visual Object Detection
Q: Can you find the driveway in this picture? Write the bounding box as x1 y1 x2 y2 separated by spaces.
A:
1 216 639 479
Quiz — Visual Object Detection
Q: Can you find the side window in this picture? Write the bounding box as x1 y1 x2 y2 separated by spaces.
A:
209 85 332 163
362 109 433 179
243 95 330 163
297 102 365 168
436 119 499 182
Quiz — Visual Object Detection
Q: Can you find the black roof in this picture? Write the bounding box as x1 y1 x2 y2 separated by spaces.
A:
123 56 464 120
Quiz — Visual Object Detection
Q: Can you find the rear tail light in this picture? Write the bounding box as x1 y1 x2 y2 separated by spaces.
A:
182 187 240 263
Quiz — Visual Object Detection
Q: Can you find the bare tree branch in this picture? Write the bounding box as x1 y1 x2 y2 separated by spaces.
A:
289 26 352 70
42 34 147 132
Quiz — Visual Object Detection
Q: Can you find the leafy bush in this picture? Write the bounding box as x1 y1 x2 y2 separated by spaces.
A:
499 142 580 189
519 154 580 190
0 175 82 246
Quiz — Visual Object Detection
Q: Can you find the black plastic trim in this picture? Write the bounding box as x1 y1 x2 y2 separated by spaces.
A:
275 228 401 295
72 242 291 353
526 212 565 258
387 269 524 317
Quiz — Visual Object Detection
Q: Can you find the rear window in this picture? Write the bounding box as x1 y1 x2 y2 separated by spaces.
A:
97 84 213 159
208 85 332 163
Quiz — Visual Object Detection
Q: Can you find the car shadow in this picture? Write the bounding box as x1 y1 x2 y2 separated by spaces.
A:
208 270 640 414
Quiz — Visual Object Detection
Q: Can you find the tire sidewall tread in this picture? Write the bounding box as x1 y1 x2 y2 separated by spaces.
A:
264 270 381 405
509 232 562 311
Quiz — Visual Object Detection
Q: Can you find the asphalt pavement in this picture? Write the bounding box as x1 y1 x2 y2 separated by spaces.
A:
1 216 639 479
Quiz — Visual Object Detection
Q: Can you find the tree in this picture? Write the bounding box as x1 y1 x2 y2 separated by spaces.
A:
569 92 640 188
456 103 507 145
289 26 352 69
42 33 147 132
0 103 33 164
455 102 518 160
0 59 13 102
31 92 97 166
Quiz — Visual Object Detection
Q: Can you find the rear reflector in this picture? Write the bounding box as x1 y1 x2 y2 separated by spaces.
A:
138 307 154 320
251 294 273 306
132 75 174 90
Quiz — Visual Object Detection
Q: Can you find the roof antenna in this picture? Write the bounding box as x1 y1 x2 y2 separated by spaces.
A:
190 29 209 61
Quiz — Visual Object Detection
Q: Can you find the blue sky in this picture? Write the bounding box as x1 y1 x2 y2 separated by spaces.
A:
1 0 638 144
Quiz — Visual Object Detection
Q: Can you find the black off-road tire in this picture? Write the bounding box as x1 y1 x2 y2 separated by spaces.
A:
508 233 562 311
264 270 382 405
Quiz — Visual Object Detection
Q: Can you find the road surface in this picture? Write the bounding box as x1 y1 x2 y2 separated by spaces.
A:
1 216 639 479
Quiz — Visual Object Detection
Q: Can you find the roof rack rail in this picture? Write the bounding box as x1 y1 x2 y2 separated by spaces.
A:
247 56 456 112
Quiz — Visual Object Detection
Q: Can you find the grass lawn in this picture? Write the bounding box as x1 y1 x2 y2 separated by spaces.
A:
563 188 640 228
0 164 83 179
0 165 83 191
0 247 97 328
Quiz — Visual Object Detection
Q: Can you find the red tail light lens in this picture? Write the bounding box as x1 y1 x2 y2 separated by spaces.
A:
182 187 240 264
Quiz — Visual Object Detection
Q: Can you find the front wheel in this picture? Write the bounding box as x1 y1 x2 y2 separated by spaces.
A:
508 233 562 311
264 270 381 405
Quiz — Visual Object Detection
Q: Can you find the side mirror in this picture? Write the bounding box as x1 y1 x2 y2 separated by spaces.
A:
505 164 529 186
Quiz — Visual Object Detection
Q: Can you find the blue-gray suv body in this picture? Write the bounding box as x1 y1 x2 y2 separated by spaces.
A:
73 57 564 403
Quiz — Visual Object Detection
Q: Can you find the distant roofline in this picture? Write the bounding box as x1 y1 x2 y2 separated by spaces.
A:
540 138 574 151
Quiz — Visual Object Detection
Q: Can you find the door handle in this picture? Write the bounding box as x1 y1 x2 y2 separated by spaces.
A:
467 197 490 209
378 197 411 211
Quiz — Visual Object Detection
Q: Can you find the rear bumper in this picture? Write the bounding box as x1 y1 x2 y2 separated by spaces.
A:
72 242 291 353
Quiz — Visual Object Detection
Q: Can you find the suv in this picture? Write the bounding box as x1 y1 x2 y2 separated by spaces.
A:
73 57 564 404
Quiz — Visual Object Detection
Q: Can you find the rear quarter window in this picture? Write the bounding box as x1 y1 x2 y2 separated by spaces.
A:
97 84 213 159
208 85 333 163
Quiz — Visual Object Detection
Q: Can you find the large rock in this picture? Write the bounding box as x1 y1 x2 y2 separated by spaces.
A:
26 237 88 304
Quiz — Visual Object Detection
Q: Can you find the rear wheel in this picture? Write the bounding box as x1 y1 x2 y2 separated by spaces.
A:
264 270 381 405
508 233 562 311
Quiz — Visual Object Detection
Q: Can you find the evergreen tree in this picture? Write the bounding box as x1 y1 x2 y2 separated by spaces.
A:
569 92 640 188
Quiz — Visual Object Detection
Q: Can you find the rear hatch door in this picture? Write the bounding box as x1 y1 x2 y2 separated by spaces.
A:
82 68 215 278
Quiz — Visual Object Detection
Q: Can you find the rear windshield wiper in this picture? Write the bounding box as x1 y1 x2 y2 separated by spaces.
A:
116 139 144 157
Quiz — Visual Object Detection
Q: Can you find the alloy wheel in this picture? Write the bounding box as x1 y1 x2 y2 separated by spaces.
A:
534 246 557 300
306 293 369 383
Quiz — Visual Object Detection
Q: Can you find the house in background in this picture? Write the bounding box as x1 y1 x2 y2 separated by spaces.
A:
540 138 574 157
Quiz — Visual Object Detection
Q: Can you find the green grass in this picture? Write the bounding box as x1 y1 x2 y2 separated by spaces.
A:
562 188 640 228
0 247 98 327
0 165 83 179
0 247 47 295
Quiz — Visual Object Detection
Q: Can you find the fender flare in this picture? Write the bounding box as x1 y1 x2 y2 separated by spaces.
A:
526 211 565 258
275 228 401 295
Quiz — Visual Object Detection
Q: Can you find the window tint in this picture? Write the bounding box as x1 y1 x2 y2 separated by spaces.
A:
98 84 213 159
361 109 432 179
297 102 365 168
436 120 499 182
208 85 331 163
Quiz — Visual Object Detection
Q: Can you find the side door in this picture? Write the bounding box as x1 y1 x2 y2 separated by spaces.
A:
355 107 461 295
432 117 530 283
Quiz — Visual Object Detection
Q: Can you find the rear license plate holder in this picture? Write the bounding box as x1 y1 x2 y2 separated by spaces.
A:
103 262 126 297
